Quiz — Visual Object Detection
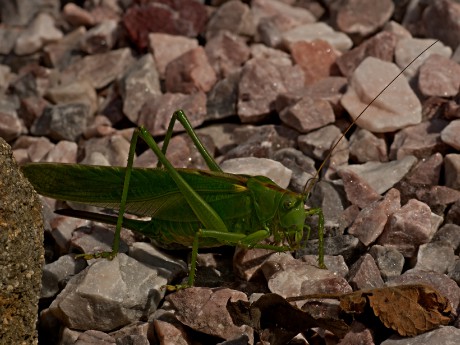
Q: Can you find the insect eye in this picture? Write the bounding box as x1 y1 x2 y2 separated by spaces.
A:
283 200 293 210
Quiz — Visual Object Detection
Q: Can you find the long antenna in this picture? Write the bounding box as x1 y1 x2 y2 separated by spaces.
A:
303 40 439 197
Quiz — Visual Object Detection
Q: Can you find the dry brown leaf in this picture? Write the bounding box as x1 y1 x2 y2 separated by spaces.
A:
289 283 453 337
366 284 452 336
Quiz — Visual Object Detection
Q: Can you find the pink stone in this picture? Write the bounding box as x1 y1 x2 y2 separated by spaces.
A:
418 54 460 97
233 247 277 281
204 31 250 78
377 199 434 257
62 3 95 27
341 57 422 133
390 119 449 160
61 48 135 89
167 287 252 342
336 31 397 77
148 33 198 78
290 39 339 85
237 59 304 122
404 153 443 185
349 128 388 163
282 22 353 52
80 19 118 54
138 92 206 136
331 0 394 37
206 0 255 40
348 253 384 290
394 38 452 79
279 96 335 133
262 254 352 298
165 47 217 94
441 119 460 150
338 169 382 209
123 1 207 50
423 0 460 50
14 12 63 55
252 0 316 33
348 188 400 246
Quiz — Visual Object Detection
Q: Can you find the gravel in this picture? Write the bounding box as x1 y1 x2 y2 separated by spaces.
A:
1 0 460 344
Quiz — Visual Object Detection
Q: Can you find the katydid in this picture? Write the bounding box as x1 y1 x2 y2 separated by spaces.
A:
23 110 325 288
21 41 437 289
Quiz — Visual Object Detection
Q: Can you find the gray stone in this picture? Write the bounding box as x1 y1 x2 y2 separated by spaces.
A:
119 53 161 123
46 79 98 116
298 125 349 178
74 330 115 344
301 255 349 278
80 19 118 54
262 253 352 298
414 241 456 274
206 70 240 120
444 154 460 190
14 12 63 55
0 138 44 344
41 254 86 298
341 57 422 133
49 254 167 331
381 326 460 345
43 27 87 69
432 224 460 251
338 155 418 194
298 235 360 263
272 148 316 193
369 245 404 281
31 103 90 142
81 134 131 167
388 271 460 311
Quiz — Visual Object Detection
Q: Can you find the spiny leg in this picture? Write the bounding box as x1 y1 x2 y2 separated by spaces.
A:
304 207 325 268
158 109 222 172
77 125 140 260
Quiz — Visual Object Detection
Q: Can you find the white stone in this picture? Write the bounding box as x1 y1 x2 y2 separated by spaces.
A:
395 38 452 79
341 57 422 133
220 157 292 189
282 22 353 52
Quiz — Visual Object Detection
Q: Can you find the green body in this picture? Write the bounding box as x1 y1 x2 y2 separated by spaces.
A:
22 164 306 249
22 110 324 287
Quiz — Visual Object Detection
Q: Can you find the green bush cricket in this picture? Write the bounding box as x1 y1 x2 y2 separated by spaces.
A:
21 41 437 289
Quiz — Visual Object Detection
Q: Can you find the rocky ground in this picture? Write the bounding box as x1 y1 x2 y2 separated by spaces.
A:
1 0 460 344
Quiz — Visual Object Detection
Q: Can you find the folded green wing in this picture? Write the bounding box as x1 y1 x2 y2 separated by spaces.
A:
22 163 251 221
